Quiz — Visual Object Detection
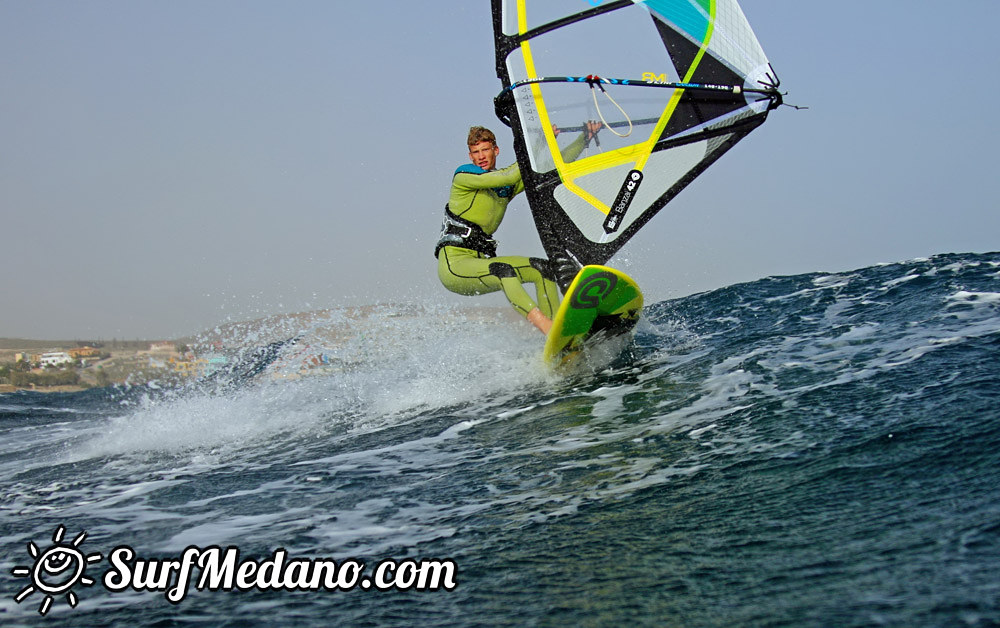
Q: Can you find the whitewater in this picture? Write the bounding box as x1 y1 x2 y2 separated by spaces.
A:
2 251 999 627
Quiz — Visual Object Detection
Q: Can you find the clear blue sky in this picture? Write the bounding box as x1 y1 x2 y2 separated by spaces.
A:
2 1 998 339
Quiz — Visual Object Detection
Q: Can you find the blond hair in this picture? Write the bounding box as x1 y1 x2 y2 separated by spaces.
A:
467 126 497 147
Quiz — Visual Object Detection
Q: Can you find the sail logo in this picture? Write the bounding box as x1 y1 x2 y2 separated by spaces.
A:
603 170 643 234
642 71 671 84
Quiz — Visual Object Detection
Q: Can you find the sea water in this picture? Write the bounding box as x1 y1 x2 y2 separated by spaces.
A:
1 251 999 627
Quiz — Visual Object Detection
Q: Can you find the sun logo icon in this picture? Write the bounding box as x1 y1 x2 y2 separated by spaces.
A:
11 525 103 616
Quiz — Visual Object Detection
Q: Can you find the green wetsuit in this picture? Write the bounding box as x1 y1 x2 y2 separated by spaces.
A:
436 133 589 319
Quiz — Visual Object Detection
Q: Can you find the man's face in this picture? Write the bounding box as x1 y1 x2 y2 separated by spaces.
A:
468 141 499 171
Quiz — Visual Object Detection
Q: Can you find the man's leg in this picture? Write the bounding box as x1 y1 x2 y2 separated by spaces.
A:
438 248 560 333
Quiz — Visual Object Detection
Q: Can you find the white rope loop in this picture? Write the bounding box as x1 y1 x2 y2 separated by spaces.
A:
587 75 633 138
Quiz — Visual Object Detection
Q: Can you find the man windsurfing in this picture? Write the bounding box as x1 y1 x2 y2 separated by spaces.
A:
435 123 601 334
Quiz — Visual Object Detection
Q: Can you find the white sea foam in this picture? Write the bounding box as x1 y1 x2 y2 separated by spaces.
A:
946 290 1000 307
65 305 543 462
883 273 921 288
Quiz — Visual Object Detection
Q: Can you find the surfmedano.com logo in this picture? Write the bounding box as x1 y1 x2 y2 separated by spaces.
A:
11 525 457 616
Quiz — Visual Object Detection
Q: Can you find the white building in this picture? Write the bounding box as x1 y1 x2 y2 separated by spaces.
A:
39 352 73 367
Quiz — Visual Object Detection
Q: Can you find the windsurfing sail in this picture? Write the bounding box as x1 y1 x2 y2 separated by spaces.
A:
491 0 784 289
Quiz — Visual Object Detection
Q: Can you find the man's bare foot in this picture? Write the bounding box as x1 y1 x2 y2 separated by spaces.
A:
527 308 553 335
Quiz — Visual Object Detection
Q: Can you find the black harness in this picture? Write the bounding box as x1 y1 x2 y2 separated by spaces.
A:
434 207 498 258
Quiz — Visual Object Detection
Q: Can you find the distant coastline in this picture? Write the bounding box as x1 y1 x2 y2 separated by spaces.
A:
0 337 184 393
1 304 518 393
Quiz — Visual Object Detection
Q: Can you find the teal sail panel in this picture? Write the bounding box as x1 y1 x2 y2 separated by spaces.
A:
641 0 711 42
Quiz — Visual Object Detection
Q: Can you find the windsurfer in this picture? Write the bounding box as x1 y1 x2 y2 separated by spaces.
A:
435 123 601 335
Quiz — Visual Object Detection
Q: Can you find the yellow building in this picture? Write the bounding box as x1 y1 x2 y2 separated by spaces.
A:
68 346 101 359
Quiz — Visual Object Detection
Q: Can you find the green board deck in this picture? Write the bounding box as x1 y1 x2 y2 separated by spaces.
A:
543 265 643 370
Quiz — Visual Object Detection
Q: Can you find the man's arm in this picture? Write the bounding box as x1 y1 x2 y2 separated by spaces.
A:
452 163 521 191
558 121 603 163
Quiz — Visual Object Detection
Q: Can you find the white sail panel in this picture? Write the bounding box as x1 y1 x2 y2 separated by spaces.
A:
554 140 707 243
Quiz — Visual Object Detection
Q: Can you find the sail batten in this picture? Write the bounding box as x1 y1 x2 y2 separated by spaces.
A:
491 0 780 288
